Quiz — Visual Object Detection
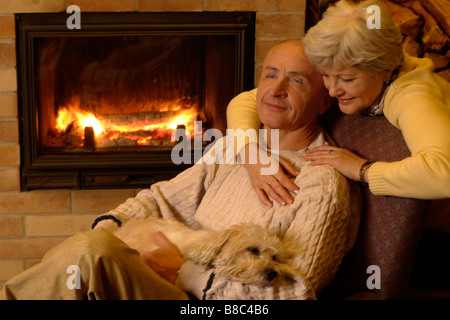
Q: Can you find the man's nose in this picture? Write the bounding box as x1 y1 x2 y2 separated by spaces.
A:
270 78 288 97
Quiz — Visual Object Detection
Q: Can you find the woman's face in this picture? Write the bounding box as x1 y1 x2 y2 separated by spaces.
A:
319 64 386 114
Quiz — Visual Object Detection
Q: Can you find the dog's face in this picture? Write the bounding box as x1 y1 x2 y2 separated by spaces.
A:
189 225 297 286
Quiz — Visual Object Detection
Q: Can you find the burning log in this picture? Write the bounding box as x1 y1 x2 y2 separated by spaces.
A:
97 110 189 128
60 120 83 147
50 97 199 149
65 133 83 147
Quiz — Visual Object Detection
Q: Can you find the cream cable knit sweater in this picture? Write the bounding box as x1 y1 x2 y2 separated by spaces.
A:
94 130 360 299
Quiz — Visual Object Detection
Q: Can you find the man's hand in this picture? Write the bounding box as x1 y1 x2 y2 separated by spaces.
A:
140 231 185 285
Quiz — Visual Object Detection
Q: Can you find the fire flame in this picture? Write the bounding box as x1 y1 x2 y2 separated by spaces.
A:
55 106 197 146
56 108 104 135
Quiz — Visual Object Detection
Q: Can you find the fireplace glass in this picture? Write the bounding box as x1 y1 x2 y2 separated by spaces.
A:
17 12 255 190
38 35 224 151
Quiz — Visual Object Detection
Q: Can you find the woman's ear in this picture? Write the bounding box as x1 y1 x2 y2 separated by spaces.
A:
383 69 395 83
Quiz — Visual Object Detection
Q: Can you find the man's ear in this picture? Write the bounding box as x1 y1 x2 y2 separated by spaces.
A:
318 93 334 115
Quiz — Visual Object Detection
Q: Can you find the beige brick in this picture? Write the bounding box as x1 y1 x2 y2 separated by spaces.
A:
137 0 203 12
0 69 17 92
25 214 98 236
254 63 263 87
0 260 24 281
255 39 281 64
277 0 307 12
0 237 67 259
0 0 65 13
0 120 19 143
68 0 134 12
0 16 15 39
256 13 305 38
0 42 16 67
0 169 20 191
204 0 275 12
0 93 17 117
0 216 23 237
72 189 135 213
0 191 70 214
0 145 20 166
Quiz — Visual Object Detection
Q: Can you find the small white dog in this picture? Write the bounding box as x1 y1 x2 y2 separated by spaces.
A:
114 218 300 286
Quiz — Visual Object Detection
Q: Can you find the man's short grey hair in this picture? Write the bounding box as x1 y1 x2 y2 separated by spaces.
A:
303 0 403 77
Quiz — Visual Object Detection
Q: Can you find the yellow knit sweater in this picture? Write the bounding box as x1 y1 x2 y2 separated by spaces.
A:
227 54 450 199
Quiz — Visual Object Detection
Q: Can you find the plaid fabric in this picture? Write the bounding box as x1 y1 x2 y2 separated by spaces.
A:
319 105 430 299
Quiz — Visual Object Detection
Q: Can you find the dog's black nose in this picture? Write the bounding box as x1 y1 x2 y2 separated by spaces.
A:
266 269 278 281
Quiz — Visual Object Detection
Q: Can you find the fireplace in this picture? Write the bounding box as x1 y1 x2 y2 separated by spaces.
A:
17 12 255 190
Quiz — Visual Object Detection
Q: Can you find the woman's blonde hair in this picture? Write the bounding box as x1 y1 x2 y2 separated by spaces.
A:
303 0 403 76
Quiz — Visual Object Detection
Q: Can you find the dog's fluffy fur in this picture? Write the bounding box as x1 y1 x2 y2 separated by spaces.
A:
114 218 299 285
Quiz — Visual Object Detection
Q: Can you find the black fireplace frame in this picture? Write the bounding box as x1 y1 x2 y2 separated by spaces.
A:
16 12 255 190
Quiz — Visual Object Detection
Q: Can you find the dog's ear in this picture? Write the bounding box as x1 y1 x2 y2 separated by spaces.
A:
187 227 241 265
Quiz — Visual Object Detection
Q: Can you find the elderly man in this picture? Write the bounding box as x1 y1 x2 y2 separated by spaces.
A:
1 39 359 300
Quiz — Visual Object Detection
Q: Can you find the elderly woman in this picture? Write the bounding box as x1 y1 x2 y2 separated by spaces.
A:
227 0 450 207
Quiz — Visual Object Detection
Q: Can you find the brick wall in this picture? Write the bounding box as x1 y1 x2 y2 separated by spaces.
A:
0 0 306 288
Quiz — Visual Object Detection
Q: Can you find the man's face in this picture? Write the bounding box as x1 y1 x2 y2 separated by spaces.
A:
256 41 326 131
